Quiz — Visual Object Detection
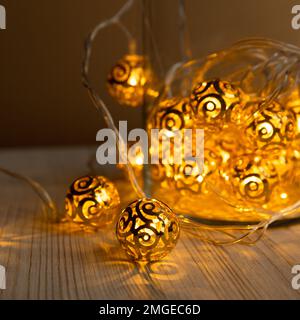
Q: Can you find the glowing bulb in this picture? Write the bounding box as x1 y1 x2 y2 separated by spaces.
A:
65 175 120 228
116 198 180 261
135 155 144 166
107 54 155 108
197 175 204 183
165 130 175 138
280 193 288 200
128 70 139 86
96 189 110 203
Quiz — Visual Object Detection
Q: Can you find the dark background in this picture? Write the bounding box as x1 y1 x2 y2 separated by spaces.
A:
0 0 299 147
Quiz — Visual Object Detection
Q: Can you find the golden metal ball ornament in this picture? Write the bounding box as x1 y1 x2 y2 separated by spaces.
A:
222 155 279 205
65 175 120 229
147 97 207 194
116 198 180 261
189 79 244 126
146 90 249 196
107 54 154 108
148 97 194 133
245 101 297 151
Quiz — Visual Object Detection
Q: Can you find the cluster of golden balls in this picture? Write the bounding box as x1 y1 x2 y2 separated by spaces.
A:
105 53 300 218
65 175 180 261
67 53 300 261
147 79 300 211
105 53 300 214
63 54 181 262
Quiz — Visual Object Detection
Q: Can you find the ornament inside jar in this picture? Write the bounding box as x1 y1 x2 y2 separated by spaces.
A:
146 76 299 221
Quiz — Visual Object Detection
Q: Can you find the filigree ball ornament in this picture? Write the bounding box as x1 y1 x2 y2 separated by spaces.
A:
116 198 180 261
147 94 249 195
245 101 297 151
147 98 205 194
148 80 247 141
107 54 153 108
221 155 279 205
168 128 251 195
65 175 120 229
189 79 245 127
148 97 194 133
147 97 196 165
170 149 222 194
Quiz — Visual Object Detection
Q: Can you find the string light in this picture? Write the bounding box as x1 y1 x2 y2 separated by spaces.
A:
222 154 279 204
116 198 180 261
245 100 297 151
107 54 155 108
65 175 120 229
147 74 300 216
83 0 300 248
189 79 245 127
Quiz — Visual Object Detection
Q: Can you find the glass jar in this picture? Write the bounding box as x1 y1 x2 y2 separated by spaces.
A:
138 0 300 226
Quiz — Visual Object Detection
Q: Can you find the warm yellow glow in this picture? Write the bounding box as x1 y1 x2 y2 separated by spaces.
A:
116 198 180 261
254 156 260 163
165 130 175 138
197 175 204 183
280 193 288 200
206 101 215 111
107 54 155 108
95 189 110 203
146 79 299 223
135 155 144 166
65 176 120 228
147 88 159 98
128 70 139 86
128 148 144 169
224 174 230 181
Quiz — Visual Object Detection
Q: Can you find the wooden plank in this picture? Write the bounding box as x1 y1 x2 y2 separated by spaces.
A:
0 147 299 299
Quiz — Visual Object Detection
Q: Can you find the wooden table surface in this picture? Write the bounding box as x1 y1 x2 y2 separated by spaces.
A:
0 146 300 300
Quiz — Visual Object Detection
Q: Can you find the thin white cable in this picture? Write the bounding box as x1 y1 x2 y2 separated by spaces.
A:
82 0 147 198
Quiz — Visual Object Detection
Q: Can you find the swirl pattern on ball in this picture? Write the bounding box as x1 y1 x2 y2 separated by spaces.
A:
107 54 152 108
149 97 193 133
116 198 180 261
246 101 296 150
222 155 279 204
147 93 242 195
144 76 299 218
189 79 243 125
65 175 120 228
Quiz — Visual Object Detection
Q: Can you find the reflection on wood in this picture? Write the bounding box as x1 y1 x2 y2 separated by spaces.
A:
0 147 299 299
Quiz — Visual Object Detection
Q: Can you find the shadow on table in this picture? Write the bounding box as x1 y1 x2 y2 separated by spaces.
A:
47 219 186 299
92 231 186 299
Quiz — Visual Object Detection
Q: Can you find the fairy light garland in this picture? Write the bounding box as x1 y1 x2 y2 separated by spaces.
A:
81 1 300 261
0 1 299 264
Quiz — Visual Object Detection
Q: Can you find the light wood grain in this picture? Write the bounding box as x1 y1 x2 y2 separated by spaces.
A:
0 147 299 300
